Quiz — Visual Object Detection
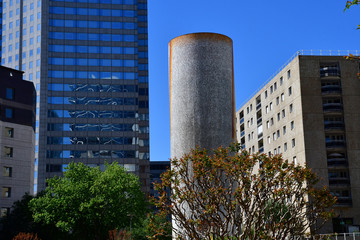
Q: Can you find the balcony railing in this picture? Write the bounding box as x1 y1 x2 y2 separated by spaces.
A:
327 158 347 166
240 131 245 137
329 178 351 185
324 122 345 130
335 197 352 206
258 132 263 139
256 103 261 110
326 140 346 148
321 85 342 94
257 118 262 125
240 118 244 124
320 67 341 77
323 103 343 112
259 146 264 153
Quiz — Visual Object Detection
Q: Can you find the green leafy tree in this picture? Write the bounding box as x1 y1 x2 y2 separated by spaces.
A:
344 0 359 29
30 162 147 240
152 144 336 240
0 192 67 240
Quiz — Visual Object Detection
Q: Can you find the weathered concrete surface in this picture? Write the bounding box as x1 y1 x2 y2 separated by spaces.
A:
169 32 235 159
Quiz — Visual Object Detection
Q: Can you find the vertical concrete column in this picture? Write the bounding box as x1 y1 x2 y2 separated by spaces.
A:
169 32 235 159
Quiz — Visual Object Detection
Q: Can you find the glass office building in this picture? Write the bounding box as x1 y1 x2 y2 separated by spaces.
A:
1 0 149 193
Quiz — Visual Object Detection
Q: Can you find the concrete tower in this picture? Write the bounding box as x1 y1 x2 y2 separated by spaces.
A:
169 32 235 159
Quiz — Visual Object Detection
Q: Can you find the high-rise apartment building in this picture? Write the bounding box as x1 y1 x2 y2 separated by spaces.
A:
0 66 35 218
236 52 360 233
1 0 149 193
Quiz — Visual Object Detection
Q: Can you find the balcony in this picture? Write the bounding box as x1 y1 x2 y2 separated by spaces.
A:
257 118 262 125
320 67 341 77
335 197 352 206
240 118 244 124
327 158 347 167
258 132 263 139
326 140 346 148
321 85 342 95
329 178 351 186
259 146 264 153
324 121 344 130
323 103 343 112
240 131 245 137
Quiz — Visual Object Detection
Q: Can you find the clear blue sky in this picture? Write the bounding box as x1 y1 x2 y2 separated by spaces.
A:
148 0 360 161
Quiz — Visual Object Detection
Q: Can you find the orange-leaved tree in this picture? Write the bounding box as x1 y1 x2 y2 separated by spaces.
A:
151 144 336 240
344 0 360 29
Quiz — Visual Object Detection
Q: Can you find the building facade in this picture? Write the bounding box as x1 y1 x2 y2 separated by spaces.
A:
236 53 360 233
0 0 149 193
0 66 35 217
150 161 170 199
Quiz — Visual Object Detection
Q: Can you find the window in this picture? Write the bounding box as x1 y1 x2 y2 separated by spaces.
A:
289 104 293 113
2 187 11 197
277 113 280 121
287 70 291 79
293 156 297 165
248 134 250 141
278 146 281 154
291 121 294 130
5 108 13 118
250 118 253 125
250 104 253 112
270 86 273 94
246 107 249 114
4 146 13 157
270 102 273 110
282 109 285 118
6 88 14 100
267 136 271 144
284 143 287 151
273 132 276 141
288 87 292 96
266 121 270 129
265 90 268 98
292 138 296 148
277 130 280 138
247 120 250 127
3 167 12 177
1 208 10 217
283 126 286 135
266 106 269 113
274 82 277 91
251 132 254 139
5 127 14 138
280 77 283 86
270 118 274 126
274 148 277 155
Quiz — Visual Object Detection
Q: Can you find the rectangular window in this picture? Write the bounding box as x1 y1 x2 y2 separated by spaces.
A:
274 82 277 91
5 108 13 118
291 121 294 130
278 146 281 154
3 167 12 177
6 88 14 100
276 97 279 105
283 126 286 135
282 109 285 118
4 146 13 157
277 113 280 121
2 187 11 197
277 130 280 138
5 127 14 138
266 121 270 129
288 87 292 96
281 93 284 102
293 156 297 165
292 138 296 148
266 106 269 113
1 208 10 217
289 104 293 113
265 90 268 98
273 132 276 141
270 86 273 94
270 118 274 126
284 142 287 151
287 70 291 79
267 136 271 144
270 102 273 110
280 77 283 85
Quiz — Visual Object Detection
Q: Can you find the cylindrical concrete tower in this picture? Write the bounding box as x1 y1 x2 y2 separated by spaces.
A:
169 32 235 159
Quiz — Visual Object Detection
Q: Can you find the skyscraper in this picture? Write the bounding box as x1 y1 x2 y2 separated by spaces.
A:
236 51 360 233
1 0 149 193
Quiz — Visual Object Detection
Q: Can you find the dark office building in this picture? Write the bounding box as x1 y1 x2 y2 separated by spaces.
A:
0 66 36 217
150 161 170 198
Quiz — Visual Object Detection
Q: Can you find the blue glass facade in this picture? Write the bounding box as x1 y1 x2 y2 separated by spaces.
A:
0 0 149 192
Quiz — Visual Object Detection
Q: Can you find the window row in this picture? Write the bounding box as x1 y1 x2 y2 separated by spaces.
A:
46 149 137 159
48 57 137 67
49 0 136 5
266 121 295 141
46 163 137 173
49 19 136 29
49 32 136 42
48 83 137 92
47 96 137 105
49 7 136 17
48 109 137 118
48 71 137 80
47 123 148 133
264 70 291 99
47 136 149 146
49 45 136 54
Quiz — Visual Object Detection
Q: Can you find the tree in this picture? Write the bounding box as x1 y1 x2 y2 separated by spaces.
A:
0 192 67 240
30 162 148 240
152 144 336 240
344 0 359 29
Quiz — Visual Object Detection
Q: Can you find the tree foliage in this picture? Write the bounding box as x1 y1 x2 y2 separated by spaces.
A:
30 162 147 240
152 144 336 240
0 192 66 240
344 0 360 29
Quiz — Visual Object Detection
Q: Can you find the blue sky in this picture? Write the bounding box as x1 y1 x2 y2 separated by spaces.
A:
148 0 360 161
